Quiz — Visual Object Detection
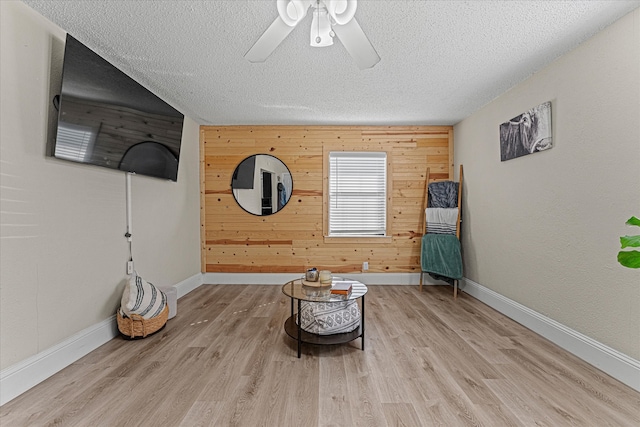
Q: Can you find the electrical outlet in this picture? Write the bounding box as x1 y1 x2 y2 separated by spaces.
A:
127 261 134 275
362 261 369 271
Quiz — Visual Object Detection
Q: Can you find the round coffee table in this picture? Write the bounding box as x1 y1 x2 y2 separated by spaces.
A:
282 277 367 358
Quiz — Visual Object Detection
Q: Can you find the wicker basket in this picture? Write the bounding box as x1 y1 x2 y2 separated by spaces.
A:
117 305 169 339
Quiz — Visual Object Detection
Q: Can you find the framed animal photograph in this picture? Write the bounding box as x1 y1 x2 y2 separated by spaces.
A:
500 101 552 161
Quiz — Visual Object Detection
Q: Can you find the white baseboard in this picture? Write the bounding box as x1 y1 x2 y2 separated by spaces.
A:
202 272 442 285
174 272 204 298
0 272 204 406
0 315 118 406
461 277 640 392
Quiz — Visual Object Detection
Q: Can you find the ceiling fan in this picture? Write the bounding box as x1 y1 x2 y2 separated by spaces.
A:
244 0 380 70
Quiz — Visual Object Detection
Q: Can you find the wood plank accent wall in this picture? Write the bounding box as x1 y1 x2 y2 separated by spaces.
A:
200 126 453 274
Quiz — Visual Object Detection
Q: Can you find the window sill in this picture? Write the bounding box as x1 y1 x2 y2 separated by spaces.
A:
323 236 392 244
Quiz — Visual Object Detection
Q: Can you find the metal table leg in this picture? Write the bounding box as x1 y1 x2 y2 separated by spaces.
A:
361 295 365 350
297 298 302 358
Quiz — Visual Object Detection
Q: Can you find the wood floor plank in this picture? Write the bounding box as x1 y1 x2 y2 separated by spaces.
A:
178 400 224 427
286 357 320 425
381 402 422 426
252 360 300 426
319 346 354 427
415 398 463 427
344 370 386 427
1 285 638 427
484 378 563 427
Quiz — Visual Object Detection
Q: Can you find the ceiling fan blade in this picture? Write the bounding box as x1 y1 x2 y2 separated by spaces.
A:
333 17 380 70
245 16 296 63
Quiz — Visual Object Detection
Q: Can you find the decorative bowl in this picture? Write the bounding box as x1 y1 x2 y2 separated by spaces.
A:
305 269 319 282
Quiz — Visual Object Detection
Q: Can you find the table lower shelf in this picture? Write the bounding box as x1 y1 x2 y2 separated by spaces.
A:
284 316 363 346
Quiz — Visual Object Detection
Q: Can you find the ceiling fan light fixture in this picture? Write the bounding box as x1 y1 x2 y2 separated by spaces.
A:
277 0 308 27
327 0 357 25
310 6 333 47
245 0 378 69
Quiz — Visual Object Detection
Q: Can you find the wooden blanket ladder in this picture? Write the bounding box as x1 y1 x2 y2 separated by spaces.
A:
419 164 464 297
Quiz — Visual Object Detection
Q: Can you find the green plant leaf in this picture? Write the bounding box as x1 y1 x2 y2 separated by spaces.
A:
626 216 640 227
620 235 640 248
618 250 640 268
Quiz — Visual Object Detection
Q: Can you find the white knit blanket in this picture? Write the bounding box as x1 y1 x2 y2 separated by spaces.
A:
426 208 458 235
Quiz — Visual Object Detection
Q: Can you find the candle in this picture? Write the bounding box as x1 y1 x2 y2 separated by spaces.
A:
319 270 332 284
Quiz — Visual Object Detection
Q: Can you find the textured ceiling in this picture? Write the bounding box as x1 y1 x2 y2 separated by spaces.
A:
23 0 640 126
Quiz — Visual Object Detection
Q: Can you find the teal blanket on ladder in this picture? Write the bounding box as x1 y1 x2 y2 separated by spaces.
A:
421 234 462 279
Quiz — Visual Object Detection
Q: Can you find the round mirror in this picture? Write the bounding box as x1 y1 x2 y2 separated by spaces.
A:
231 154 293 216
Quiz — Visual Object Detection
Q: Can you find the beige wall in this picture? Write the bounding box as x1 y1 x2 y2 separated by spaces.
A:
0 1 201 370
454 9 640 359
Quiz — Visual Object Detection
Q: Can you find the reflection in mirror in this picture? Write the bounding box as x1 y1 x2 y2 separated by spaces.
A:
231 154 293 216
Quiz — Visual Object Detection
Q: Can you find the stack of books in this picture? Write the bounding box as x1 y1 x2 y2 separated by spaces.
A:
330 282 352 298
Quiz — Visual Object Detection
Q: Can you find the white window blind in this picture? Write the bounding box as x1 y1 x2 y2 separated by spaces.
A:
329 151 387 236
54 123 96 162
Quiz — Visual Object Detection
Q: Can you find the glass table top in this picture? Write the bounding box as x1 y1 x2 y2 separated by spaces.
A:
282 276 368 302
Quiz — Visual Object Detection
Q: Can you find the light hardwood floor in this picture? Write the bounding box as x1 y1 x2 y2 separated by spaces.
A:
1 285 638 426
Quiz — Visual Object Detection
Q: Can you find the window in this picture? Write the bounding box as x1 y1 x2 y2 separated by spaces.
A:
328 151 387 237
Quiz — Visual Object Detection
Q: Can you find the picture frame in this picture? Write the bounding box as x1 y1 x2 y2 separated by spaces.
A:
500 101 552 161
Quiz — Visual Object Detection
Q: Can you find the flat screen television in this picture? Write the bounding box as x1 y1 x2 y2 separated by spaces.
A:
52 34 184 181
